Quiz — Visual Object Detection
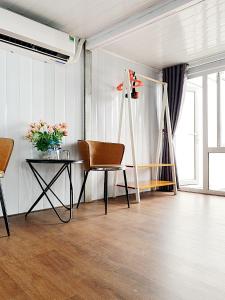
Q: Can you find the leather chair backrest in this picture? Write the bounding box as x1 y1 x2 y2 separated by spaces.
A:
78 140 125 171
0 138 14 173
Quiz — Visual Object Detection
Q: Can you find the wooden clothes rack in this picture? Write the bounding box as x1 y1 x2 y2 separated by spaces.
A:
113 69 177 203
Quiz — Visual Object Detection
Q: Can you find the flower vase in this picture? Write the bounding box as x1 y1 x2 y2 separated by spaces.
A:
48 147 60 160
32 148 49 159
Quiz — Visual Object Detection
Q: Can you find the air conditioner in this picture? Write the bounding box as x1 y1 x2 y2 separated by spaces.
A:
0 7 80 63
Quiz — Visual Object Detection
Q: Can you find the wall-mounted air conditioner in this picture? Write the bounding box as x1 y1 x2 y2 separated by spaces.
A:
0 7 79 63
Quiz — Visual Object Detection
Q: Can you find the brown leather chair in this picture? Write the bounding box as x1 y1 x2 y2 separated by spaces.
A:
0 138 14 236
77 140 130 214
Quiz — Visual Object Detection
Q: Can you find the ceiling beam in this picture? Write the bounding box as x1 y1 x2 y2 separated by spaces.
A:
86 0 204 50
188 52 225 77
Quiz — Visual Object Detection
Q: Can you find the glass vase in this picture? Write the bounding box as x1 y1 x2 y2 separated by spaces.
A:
48 147 60 160
32 148 49 159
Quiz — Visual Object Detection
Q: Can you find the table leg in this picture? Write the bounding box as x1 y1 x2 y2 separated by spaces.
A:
26 162 73 223
104 171 108 215
66 163 73 220
25 163 67 217
32 166 70 210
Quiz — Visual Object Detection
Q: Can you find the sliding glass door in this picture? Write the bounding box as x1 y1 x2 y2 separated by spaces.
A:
175 70 225 195
175 77 203 188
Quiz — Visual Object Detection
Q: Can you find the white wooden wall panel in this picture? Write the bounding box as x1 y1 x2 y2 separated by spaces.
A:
31 60 45 211
0 48 84 216
87 49 160 201
18 56 33 213
5 52 20 214
43 63 55 209
65 59 84 205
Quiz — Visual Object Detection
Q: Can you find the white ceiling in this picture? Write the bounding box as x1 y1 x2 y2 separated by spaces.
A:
0 0 160 38
104 0 225 68
0 0 225 68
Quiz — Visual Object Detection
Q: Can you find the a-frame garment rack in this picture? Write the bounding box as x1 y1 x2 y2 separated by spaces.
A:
114 69 177 203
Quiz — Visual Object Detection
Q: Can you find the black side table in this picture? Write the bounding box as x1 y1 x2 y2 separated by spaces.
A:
25 159 83 223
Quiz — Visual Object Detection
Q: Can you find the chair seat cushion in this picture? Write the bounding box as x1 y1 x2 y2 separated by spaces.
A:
90 164 126 171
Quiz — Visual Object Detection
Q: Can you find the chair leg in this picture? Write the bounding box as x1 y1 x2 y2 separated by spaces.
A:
0 182 10 236
76 171 89 208
123 170 130 208
104 171 108 215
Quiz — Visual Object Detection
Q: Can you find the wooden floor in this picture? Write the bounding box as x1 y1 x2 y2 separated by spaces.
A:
1 191 225 300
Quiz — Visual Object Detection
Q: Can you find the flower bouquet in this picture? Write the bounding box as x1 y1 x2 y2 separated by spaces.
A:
25 121 68 158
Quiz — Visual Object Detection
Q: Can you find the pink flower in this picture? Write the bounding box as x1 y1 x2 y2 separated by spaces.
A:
61 122 68 129
30 122 37 129
59 127 66 133
54 124 61 131
47 125 54 133
39 120 47 127
25 130 33 141
26 120 68 143
32 126 39 132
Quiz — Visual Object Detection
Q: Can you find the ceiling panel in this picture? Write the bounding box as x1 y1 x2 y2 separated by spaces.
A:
104 0 225 68
0 0 224 68
0 0 160 38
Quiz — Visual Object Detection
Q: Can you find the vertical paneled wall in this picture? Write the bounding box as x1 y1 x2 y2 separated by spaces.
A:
0 48 84 215
86 49 161 200
0 46 161 214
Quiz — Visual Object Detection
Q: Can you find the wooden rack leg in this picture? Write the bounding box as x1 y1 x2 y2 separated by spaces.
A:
113 85 125 198
126 70 140 203
113 70 127 198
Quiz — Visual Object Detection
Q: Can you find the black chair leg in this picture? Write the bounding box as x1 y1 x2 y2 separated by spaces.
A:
123 170 130 208
104 171 108 215
0 182 10 236
76 171 89 208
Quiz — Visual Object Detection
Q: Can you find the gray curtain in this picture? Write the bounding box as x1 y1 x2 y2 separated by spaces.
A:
159 63 187 191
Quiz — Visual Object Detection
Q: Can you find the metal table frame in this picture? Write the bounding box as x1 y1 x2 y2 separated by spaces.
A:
25 159 82 223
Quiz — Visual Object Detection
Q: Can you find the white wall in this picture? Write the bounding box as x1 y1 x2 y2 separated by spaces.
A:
86 49 161 201
0 46 161 215
0 47 84 215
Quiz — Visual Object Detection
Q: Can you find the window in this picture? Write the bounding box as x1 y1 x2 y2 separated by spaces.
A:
209 153 225 191
208 73 217 147
175 91 196 183
175 77 203 187
220 71 225 147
